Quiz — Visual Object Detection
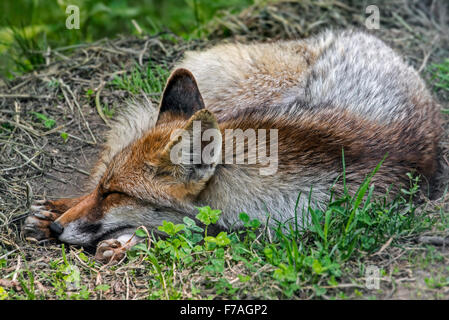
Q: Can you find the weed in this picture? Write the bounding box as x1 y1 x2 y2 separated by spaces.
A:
102 103 115 118
60 132 69 143
429 58 449 93
111 61 169 95
30 111 56 129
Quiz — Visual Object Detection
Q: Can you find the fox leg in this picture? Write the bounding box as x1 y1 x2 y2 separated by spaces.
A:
95 234 141 264
23 196 87 241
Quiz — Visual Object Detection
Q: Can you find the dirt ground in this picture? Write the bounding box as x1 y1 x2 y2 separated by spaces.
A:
1 0 448 299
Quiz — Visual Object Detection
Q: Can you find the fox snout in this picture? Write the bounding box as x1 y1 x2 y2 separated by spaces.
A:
44 189 139 246
46 191 103 245
43 185 198 246
53 192 98 228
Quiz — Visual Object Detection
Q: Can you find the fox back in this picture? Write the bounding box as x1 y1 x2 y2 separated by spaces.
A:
39 30 442 246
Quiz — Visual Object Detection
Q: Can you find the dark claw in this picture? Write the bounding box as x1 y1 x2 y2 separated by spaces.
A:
50 221 64 236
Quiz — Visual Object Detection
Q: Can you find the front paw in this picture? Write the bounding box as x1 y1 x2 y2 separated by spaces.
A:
94 234 141 264
23 200 61 241
95 239 128 264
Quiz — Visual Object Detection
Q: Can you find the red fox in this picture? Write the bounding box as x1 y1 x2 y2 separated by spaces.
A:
23 30 442 262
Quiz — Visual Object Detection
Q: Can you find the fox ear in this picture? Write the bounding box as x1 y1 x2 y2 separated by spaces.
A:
158 68 205 121
162 109 222 183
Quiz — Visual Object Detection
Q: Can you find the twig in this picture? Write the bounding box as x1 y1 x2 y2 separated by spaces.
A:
41 123 68 136
58 79 75 113
65 164 90 176
57 131 96 145
0 94 52 100
59 78 97 144
131 19 143 35
12 147 43 171
9 78 32 91
14 101 20 124
95 82 111 127
0 118 40 136
0 249 18 260
372 236 394 256
418 236 449 246
11 255 21 282
418 48 434 73
0 150 42 172
125 272 130 300
139 39 151 67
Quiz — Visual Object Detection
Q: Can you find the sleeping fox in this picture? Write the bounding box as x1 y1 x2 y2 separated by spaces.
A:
23 29 442 262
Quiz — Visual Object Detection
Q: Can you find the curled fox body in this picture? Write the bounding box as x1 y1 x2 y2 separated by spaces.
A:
24 30 442 261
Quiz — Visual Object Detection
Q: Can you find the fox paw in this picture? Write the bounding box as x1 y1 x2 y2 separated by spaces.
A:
23 200 61 241
95 239 128 264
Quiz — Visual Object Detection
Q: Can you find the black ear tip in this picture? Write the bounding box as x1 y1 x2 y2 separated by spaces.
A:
171 68 194 77
165 68 196 86
167 68 198 89
158 68 205 119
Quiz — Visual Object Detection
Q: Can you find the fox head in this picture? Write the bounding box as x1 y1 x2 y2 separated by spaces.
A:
51 69 223 246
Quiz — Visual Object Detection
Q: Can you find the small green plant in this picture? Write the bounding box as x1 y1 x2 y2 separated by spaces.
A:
238 212 261 243
424 276 449 289
47 79 59 88
30 111 56 129
86 88 95 98
60 132 69 143
127 205 234 298
260 155 435 296
45 244 86 300
17 270 36 300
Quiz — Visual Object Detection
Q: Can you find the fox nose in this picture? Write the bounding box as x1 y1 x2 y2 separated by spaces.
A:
50 221 64 236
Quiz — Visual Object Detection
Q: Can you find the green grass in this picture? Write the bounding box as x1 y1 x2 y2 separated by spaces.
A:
111 61 170 95
429 58 449 93
429 58 449 116
0 0 256 78
3 24 46 74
